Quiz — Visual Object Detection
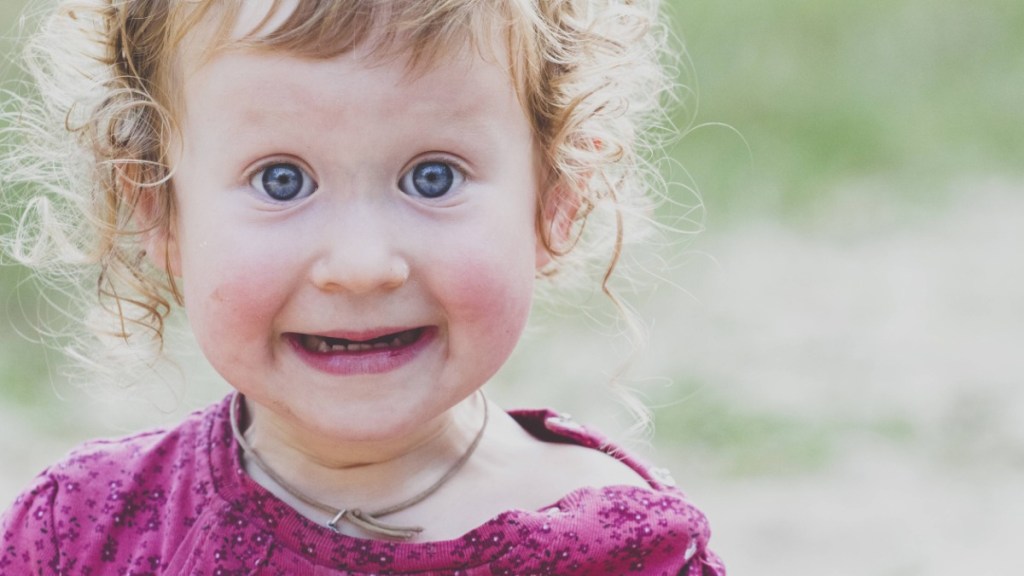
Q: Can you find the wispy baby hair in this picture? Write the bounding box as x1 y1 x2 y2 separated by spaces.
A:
1 0 678 382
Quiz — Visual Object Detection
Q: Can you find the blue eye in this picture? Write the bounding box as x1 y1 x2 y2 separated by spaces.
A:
251 162 316 201
399 161 463 198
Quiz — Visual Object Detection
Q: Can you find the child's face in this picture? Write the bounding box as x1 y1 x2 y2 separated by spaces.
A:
162 41 544 440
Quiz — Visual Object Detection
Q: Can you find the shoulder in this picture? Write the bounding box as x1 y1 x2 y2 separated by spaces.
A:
502 407 658 491
459 406 680 519
44 399 221 488
539 484 722 574
0 398 230 573
471 406 726 574
479 479 723 574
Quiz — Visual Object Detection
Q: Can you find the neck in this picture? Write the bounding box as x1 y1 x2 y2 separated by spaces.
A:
235 392 486 525
246 402 455 469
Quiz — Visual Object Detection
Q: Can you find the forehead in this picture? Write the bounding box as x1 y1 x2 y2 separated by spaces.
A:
185 46 519 136
163 0 534 159
170 27 533 174
167 0 523 117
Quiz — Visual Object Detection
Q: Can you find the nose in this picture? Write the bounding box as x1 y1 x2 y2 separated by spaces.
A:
309 202 409 294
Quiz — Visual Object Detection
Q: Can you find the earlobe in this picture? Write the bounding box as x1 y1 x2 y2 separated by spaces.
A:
144 224 181 278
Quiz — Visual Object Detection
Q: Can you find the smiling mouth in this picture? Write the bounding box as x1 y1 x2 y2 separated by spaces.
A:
297 328 425 354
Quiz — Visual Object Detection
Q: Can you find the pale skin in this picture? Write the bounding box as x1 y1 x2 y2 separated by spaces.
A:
149 8 648 541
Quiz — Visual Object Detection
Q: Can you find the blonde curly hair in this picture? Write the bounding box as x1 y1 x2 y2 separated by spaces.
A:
2 0 679 381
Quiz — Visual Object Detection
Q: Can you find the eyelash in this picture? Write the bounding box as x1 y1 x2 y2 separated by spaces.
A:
397 157 468 199
248 161 317 203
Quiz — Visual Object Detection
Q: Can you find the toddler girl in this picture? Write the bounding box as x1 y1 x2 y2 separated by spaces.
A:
0 0 724 574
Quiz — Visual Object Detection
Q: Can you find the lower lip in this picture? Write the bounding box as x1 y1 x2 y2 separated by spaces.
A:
286 328 436 376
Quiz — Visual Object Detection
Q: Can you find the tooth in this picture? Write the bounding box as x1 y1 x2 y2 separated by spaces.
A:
317 338 330 353
373 342 388 349
304 335 324 353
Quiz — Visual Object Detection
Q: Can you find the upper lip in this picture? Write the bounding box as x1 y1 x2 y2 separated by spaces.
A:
289 327 424 342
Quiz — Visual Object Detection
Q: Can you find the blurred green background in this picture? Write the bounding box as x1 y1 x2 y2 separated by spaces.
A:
2 1 1023 575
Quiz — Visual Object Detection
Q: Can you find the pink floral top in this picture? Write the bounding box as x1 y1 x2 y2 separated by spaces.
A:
1 396 724 575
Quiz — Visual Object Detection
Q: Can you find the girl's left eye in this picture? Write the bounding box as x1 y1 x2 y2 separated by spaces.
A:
398 160 465 199
250 162 317 201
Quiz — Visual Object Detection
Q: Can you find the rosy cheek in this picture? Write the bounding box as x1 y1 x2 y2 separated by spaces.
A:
440 251 535 344
182 259 282 362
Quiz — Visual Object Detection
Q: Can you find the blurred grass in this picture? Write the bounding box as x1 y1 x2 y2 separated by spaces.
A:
651 385 918 477
666 0 1024 220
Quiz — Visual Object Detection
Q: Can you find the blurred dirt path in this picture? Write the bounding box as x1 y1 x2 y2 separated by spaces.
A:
650 181 1024 576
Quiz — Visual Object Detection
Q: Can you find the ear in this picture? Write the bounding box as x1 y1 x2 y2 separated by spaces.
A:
535 180 582 270
123 167 181 278
143 215 181 278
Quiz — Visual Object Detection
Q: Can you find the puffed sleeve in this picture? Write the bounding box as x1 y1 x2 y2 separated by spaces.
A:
0 473 61 575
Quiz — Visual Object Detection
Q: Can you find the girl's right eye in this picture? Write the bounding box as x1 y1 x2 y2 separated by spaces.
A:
250 162 317 202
